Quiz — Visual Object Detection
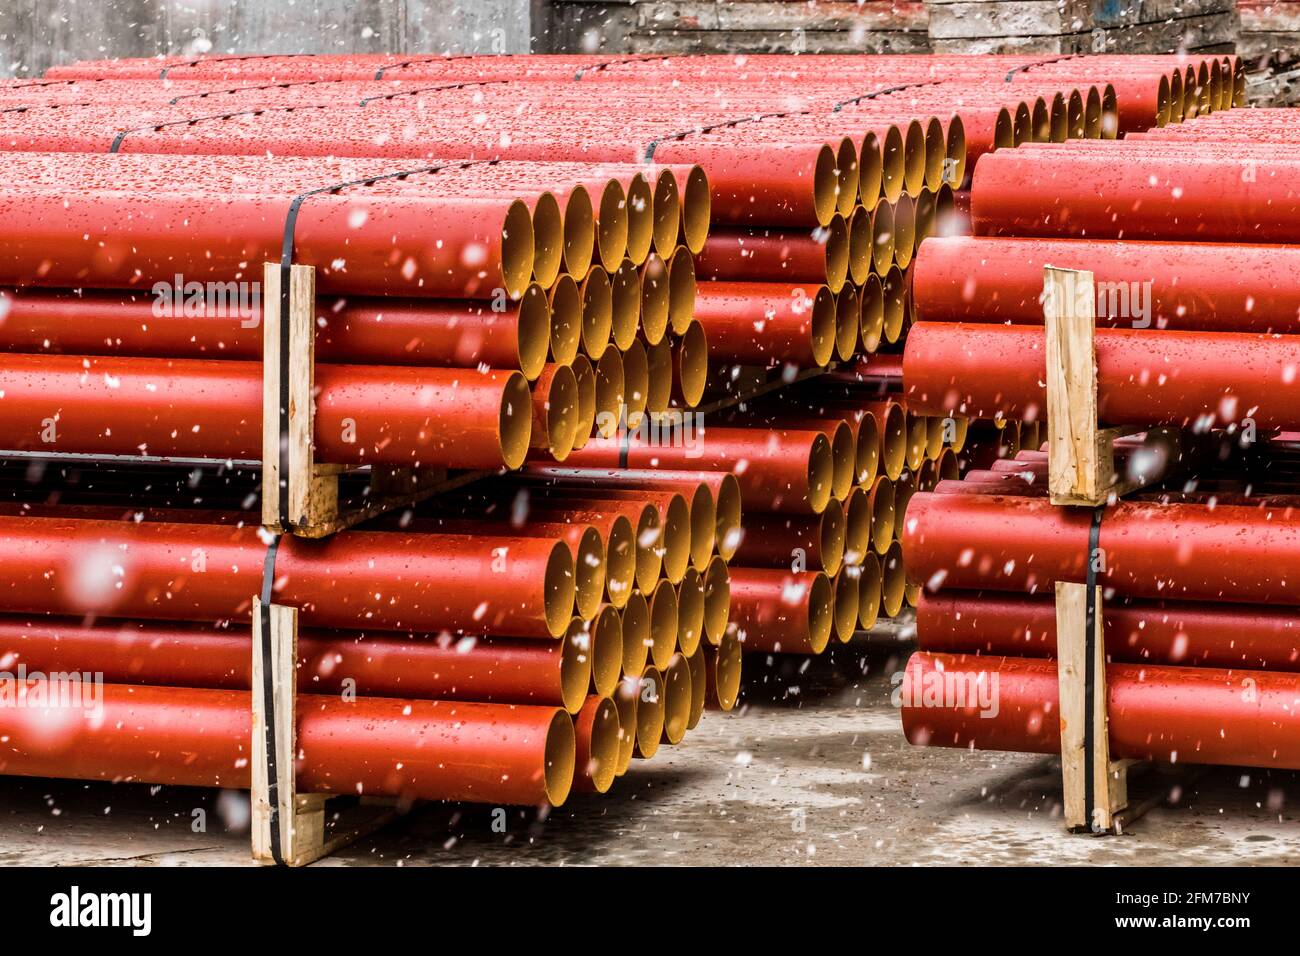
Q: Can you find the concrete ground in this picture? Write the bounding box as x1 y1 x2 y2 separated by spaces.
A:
1 633 1297 867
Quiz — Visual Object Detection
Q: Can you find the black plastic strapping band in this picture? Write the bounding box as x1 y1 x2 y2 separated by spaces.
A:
618 412 633 470
167 79 328 106
159 53 312 80
1004 54 1082 82
573 55 667 81
643 110 796 163
641 81 940 163
9 77 80 90
108 106 326 153
830 79 944 112
373 54 475 81
1083 504 1106 833
258 534 285 866
357 77 508 106
274 159 493 530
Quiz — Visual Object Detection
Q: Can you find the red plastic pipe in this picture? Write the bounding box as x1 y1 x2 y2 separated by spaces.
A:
903 492 1300 604
0 188 532 298
0 286 553 375
696 228 841 287
0 515 574 638
972 148 1300 243
912 236 1300 334
565 428 832 514
903 322 1300 430
0 680 573 805
692 281 835 368
902 652 1300 771
728 568 832 655
916 591 1300 670
0 617 590 707
0 354 528 468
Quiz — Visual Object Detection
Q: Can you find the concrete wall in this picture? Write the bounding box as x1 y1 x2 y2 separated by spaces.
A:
0 0 546 77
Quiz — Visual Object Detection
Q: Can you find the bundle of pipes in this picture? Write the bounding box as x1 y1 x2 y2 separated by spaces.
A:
900 443 1300 772
0 50 1236 814
0 60 735 812
0 458 746 802
0 150 712 464
898 105 1300 772
0 52 1216 373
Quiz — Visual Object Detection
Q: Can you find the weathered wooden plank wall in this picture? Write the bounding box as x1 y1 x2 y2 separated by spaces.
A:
0 0 544 77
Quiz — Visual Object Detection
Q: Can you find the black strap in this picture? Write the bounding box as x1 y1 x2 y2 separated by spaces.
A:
159 53 312 80
149 75 504 109
357 77 508 106
258 535 285 866
643 109 796 163
108 106 329 153
1005 54 1082 82
3 101 99 114
167 79 332 105
373 54 476 81
830 79 944 112
9 77 80 89
1083 504 1106 832
618 412 633 469
573 55 666 80
642 81 940 162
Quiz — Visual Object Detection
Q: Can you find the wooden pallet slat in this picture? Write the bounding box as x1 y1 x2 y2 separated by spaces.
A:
259 261 451 537
1042 265 1151 835
251 597 398 866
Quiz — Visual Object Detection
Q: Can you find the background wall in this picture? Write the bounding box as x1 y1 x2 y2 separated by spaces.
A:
0 0 547 76
3 1 1289 85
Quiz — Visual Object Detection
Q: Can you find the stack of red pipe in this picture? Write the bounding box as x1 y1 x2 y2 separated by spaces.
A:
0 51 1229 811
0 149 714 466
900 106 1300 772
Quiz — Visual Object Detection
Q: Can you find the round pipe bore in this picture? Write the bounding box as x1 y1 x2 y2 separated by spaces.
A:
588 609 624 700
610 257 642 352
703 555 731 646
620 590 651 676
835 135 860 218
660 652 692 745
573 695 620 794
593 178 629 271
679 165 712 255
579 266 613 358
647 578 680 671
639 253 671 347
704 631 743 711
832 569 861 642
559 186 595 281
859 130 884 207
685 644 707 731
530 363 581 463
857 552 883 630
624 172 655 266
631 666 665 760
651 168 682 259
677 566 706 658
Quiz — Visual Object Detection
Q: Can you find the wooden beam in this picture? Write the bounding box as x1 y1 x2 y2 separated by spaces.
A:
1054 581 1129 832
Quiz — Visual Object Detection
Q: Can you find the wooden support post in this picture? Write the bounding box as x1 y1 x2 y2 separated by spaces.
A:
261 261 337 533
251 597 397 866
251 598 312 864
260 261 448 537
1042 266 1185 505
1043 266 1133 506
1053 582 1132 833
1043 264 1154 834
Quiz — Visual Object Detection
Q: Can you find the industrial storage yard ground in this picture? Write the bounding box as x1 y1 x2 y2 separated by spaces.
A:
4 639 1296 868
